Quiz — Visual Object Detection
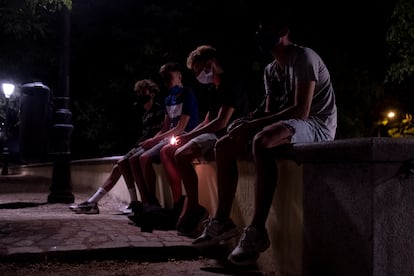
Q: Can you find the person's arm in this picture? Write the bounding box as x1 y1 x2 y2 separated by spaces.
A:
183 105 234 140
262 80 315 124
139 115 170 149
136 107 165 145
152 114 191 144
191 112 210 131
153 115 170 137
175 112 209 146
229 80 315 138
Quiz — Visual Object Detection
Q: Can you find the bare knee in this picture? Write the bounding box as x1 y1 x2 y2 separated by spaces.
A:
160 144 174 163
175 144 198 164
253 124 292 151
139 153 151 168
129 153 140 168
117 157 128 168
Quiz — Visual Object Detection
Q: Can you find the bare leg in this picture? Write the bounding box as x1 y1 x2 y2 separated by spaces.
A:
214 134 242 221
160 144 182 203
129 152 151 203
250 123 292 228
118 158 139 202
140 153 158 203
175 143 202 211
87 164 122 203
101 164 122 192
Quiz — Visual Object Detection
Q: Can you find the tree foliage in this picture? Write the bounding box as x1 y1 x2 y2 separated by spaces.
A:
386 0 414 83
1 0 412 160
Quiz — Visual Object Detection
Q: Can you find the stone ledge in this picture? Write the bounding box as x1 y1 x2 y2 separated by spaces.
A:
290 137 414 163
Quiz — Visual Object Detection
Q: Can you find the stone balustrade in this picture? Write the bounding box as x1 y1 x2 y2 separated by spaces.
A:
14 137 414 276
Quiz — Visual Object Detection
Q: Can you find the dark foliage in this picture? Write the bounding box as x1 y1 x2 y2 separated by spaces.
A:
0 0 409 161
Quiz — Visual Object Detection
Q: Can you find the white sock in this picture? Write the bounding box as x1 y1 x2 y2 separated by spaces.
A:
129 188 138 202
88 187 107 203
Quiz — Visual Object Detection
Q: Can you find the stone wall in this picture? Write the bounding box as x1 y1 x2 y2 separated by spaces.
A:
15 137 414 276
295 137 414 276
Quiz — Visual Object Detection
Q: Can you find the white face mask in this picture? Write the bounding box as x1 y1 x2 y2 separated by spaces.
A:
196 69 213 84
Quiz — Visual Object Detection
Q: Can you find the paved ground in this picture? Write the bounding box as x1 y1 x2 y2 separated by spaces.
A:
0 174 269 275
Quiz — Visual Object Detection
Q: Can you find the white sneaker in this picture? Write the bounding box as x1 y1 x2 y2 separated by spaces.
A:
192 218 240 247
228 225 270 266
69 201 99 215
119 201 142 215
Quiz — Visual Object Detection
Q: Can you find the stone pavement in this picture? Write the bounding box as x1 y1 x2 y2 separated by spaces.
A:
0 175 202 263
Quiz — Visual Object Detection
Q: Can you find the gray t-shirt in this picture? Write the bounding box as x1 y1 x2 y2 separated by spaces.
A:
263 44 337 140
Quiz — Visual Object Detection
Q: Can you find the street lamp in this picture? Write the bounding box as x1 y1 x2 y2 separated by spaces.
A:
377 109 398 137
1 82 15 175
387 111 395 119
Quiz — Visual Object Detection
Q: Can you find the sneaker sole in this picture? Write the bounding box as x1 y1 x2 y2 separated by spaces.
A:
74 209 100 215
227 239 270 266
121 209 133 215
227 252 259 266
192 227 240 247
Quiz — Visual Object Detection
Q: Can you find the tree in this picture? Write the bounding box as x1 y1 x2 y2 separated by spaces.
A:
382 0 414 137
386 0 414 83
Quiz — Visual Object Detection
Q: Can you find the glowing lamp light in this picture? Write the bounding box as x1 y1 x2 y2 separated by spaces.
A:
2 83 15 98
387 111 395 119
1 82 16 175
170 136 177 145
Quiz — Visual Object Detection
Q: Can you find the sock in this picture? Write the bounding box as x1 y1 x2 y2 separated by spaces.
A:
129 188 138 202
88 187 107 203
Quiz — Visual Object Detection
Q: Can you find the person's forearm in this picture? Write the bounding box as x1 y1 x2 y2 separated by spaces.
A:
252 105 305 128
186 118 225 138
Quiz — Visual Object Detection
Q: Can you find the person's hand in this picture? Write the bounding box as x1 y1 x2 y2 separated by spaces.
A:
174 134 190 147
140 138 158 150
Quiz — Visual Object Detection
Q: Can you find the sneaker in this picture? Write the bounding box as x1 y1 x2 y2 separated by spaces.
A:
119 201 142 215
176 205 209 238
70 201 100 215
192 218 240 247
227 225 270 266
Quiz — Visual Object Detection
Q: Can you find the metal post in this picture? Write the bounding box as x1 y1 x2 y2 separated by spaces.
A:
47 5 74 203
1 99 9 175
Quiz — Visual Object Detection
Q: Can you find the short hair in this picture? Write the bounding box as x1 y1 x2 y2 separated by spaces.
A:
134 79 160 94
186 45 217 70
159 62 183 76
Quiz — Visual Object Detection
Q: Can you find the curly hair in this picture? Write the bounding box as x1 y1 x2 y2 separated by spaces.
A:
186 45 217 70
134 79 160 94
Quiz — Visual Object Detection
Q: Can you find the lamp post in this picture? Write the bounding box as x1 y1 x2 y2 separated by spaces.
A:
47 5 74 203
1 82 15 175
377 110 397 137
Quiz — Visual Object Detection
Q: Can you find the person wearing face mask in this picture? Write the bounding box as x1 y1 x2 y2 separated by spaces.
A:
160 45 250 238
70 79 165 215
192 16 337 266
127 62 200 231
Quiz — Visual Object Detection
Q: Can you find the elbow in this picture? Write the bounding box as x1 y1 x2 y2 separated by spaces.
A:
294 105 310 120
294 110 310 120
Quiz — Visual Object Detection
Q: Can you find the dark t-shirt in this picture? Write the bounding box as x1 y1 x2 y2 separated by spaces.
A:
200 73 249 137
138 101 165 143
